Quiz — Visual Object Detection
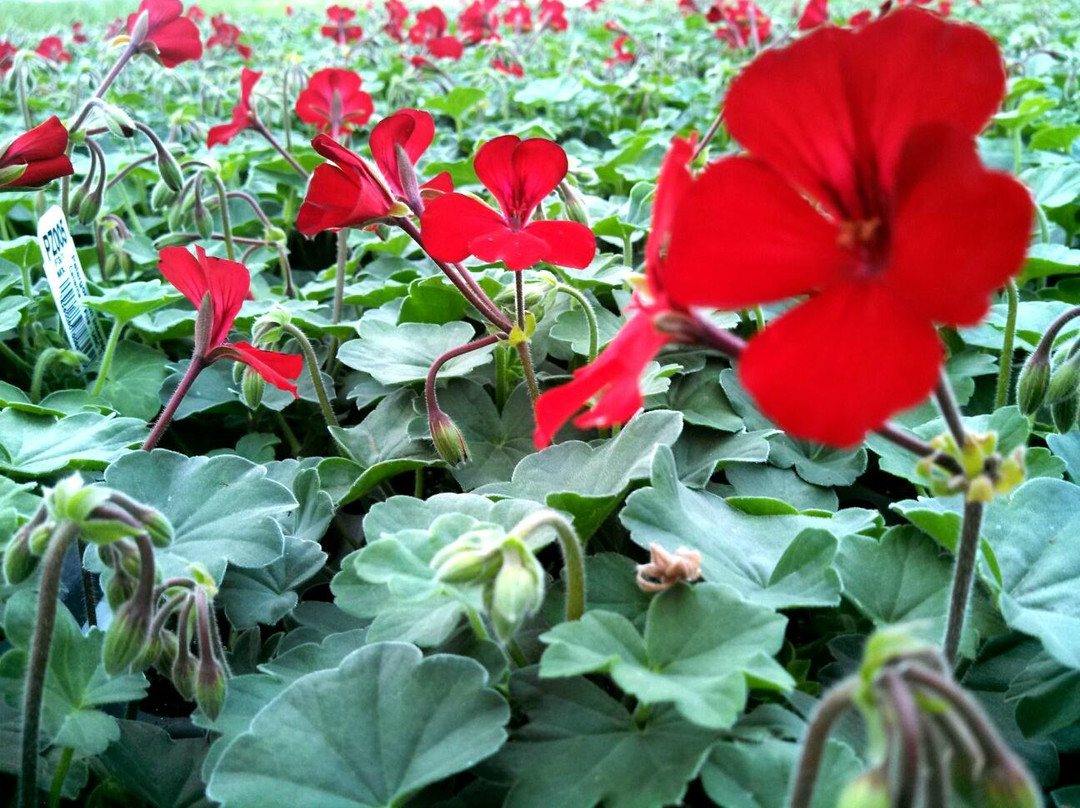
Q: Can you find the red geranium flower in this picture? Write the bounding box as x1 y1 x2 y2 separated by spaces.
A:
584 0 605 12
504 3 533 33
322 4 364 44
459 0 500 44
207 68 261 148
105 17 126 38
709 0 771 48
849 9 873 26
159 246 303 395
127 0 203 68
295 68 374 139
604 35 635 67
540 0 568 32
797 0 828 30
409 7 464 59
661 8 1031 446
185 4 206 22
35 36 71 63
72 23 88 44
0 116 75 190
297 108 452 235
206 14 251 60
420 135 596 271
533 137 694 447
492 57 524 77
384 0 410 41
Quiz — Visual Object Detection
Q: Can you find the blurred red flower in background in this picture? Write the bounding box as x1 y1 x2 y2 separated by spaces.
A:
127 0 203 68
207 68 261 148
206 14 251 59
35 36 71 63
322 5 364 44
295 68 374 139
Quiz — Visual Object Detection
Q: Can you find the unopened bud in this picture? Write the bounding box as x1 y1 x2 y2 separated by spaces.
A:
837 770 890 808
195 654 227 720
157 147 184 193
980 758 1043 808
103 601 152 674
28 522 55 555
1016 351 1050 415
105 568 138 610
99 103 136 138
67 182 88 218
1046 352 1080 405
105 492 173 547
0 163 28 187
428 408 469 465
3 528 38 584
557 180 590 227
241 366 265 409
1052 391 1079 433
193 197 213 240
994 447 1026 496
78 188 102 225
967 474 995 504
488 538 544 642
171 641 197 699
151 180 176 209
265 225 287 243
155 629 179 675
129 10 151 48
194 292 214 356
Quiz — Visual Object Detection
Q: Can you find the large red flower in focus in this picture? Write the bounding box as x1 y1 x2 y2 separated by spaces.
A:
127 0 203 68
368 108 453 199
158 246 302 394
207 68 261 148
661 8 1031 446
533 137 693 448
295 68 374 139
0 116 75 190
420 135 596 271
322 5 364 44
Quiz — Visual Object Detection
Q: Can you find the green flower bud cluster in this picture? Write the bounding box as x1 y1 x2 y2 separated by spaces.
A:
915 430 1024 504
430 528 546 643
802 628 1043 808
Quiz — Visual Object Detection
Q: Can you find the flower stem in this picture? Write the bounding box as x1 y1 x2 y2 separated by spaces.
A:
280 321 339 429
142 356 206 451
251 115 309 179
332 230 348 325
874 422 963 476
47 746 73 808
692 105 725 162
20 521 79 808
994 280 1019 409
554 282 599 363
880 671 920 808
425 334 503 413
30 348 63 403
91 318 125 398
206 173 236 262
510 510 586 622
942 499 985 664
514 273 540 401
789 677 858 808
69 43 136 133
933 373 967 449
78 539 97 627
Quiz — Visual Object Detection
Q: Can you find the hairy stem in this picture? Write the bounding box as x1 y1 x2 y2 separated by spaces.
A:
943 499 985 664
789 678 857 808
142 356 206 451
280 322 339 429
994 280 1019 409
510 510 586 622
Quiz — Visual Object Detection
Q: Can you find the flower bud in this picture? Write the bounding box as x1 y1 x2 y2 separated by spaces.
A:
488 538 544 642
171 641 197 700
433 546 501 584
966 474 995 504
105 568 138 610
156 146 184 193
155 629 179 676
28 522 57 555
103 601 152 675
1052 391 1079 434
67 182 88 218
0 163 28 186
557 180 590 227
1016 351 1050 415
78 188 102 225
151 180 176 209
195 653 227 720
193 196 214 240
265 226 287 243
837 770 890 808
994 447 1026 496
979 758 1043 808
129 10 151 48
1046 352 1080 405
241 366 265 409
3 528 38 584
194 292 214 357
98 103 136 139
428 407 469 466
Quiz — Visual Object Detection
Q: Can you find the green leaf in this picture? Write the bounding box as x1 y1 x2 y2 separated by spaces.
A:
719 371 867 486
424 86 486 120
218 534 326 628
665 364 743 431
724 464 838 512
338 317 495 385
94 341 168 420
0 410 147 477
97 720 214 808
488 670 717 808
104 450 295 581
397 276 470 325
1006 650 1080 737
84 280 181 322
0 590 148 757
982 478 1080 669
207 643 510 808
476 410 683 539
540 583 793 729
621 447 874 608
321 389 440 505
1021 243 1080 283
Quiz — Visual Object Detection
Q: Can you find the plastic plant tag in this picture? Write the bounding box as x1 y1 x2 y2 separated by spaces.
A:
36 205 104 360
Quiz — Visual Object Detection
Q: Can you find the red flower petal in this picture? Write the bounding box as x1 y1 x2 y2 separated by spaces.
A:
534 311 669 448
523 220 596 269
370 108 436 197
738 280 943 448
130 0 203 68
645 136 695 291
297 135 395 235
421 171 454 196
221 341 304 396
724 8 1005 215
207 69 260 148
797 0 828 30
471 225 551 271
885 124 1032 327
1 116 70 165
663 155 852 310
474 135 568 222
8 156 75 188
158 246 250 348
296 68 373 136
420 192 506 264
